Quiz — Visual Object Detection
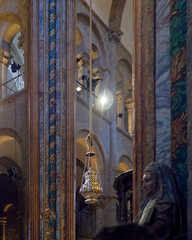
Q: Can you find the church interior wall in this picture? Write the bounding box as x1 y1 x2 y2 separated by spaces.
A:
1 0 191 239
75 1 133 237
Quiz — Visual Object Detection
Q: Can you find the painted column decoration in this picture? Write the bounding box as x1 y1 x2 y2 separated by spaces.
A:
39 0 58 238
48 0 57 238
155 0 171 165
38 0 75 239
170 0 188 204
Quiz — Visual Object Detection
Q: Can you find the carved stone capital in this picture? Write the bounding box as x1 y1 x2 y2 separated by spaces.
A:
109 26 123 43
0 49 12 66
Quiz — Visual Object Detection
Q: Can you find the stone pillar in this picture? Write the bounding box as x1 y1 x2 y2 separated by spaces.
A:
116 93 124 129
28 0 76 239
94 26 124 231
132 0 156 216
0 50 11 99
124 97 133 134
108 24 123 169
110 116 117 169
128 107 133 134
0 64 2 99
0 217 7 240
0 63 7 99
28 0 40 239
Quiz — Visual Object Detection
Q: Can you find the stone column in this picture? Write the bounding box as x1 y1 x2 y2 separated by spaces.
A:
28 0 76 239
0 50 11 99
116 92 124 129
0 217 7 240
28 0 40 239
108 25 122 169
0 63 3 99
1 63 7 98
125 98 133 134
132 0 156 216
97 25 124 229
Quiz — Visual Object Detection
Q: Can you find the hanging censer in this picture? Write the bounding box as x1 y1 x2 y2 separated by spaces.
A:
79 134 103 204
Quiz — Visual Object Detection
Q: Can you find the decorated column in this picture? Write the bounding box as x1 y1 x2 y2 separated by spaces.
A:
28 0 76 239
170 0 187 205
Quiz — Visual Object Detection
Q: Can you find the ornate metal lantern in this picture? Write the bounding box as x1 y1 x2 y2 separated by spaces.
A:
79 134 103 204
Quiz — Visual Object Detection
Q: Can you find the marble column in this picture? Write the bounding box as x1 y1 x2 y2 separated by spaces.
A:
170 0 187 206
155 0 171 165
186 0 192 238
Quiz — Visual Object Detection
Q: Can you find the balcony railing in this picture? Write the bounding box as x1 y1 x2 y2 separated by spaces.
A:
0 73 24 99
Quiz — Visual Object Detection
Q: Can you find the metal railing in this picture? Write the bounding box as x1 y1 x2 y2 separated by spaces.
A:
0 73 24 97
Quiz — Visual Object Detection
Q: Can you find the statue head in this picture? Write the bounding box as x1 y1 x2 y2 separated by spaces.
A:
142 171 157 197
142 162 165 199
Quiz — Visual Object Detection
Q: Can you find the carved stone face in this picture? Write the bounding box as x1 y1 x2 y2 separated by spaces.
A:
142 172 156 197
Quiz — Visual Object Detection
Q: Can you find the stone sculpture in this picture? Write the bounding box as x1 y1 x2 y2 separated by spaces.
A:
134 162 186 239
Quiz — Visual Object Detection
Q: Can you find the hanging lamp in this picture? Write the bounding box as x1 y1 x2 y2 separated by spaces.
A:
79 0 103 204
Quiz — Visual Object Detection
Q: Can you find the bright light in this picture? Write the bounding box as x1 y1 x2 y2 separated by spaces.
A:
98 89 114 110
100 96 107 106
76 86 82 92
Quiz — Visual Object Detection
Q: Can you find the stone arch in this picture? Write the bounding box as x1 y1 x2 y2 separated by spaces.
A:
116 58 132 90
0 13 22 26
0 156 22 176
116 59 132 132
77 13 105 62
76 27 84 55
109 0 126 28
3 23 21 45
0 128 24 154
76 27 83 47
0 13 22 48
0 128 24 170
0 13 25 98
76 129 106 171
